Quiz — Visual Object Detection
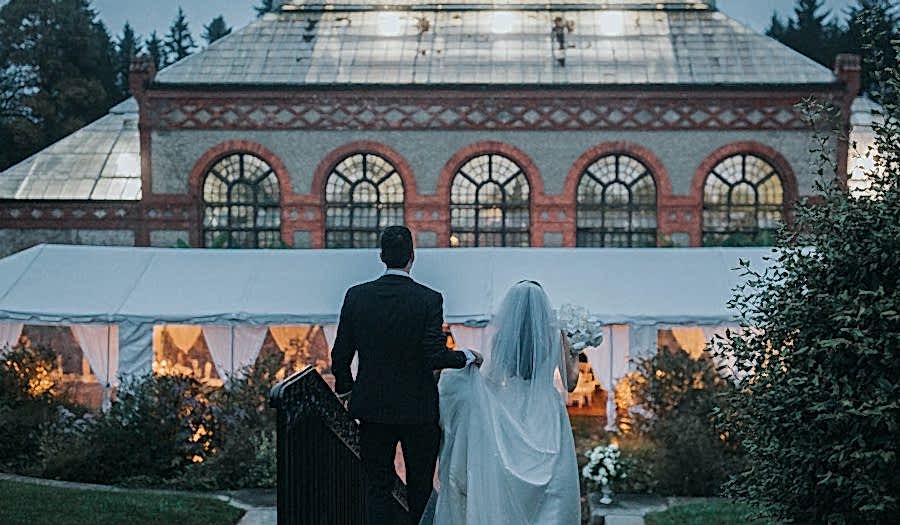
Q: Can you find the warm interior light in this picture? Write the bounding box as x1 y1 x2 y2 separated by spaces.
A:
377 11 405 37
596 11 626 37
491 11 518 34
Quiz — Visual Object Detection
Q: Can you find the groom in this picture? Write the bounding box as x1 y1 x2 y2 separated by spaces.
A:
332 226 481 524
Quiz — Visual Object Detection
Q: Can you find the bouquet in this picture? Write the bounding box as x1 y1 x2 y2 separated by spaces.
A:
582 443 625 502
558 303 604 352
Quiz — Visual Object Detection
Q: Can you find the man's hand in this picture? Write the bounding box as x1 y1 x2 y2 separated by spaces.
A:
470 350 484 367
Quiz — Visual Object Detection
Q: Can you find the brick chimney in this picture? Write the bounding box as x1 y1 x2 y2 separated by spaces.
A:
129 55 157 103
834 53 861 97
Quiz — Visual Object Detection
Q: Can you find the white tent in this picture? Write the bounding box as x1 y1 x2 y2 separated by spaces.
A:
0 244 771 422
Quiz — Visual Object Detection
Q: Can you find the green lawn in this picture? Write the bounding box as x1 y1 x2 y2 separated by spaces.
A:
645 501 772 525
0 480 245 525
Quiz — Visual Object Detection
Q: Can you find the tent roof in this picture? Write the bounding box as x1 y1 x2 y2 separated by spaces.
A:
0 244 772 326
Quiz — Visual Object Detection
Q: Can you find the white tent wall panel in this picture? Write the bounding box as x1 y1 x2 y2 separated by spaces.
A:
0 245 770 388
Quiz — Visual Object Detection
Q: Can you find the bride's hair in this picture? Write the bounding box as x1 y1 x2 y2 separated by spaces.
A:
487 281 560 382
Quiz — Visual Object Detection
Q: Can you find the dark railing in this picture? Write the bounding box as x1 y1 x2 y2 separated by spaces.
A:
270 367 408 525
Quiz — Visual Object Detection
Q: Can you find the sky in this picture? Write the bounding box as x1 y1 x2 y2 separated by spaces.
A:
85 1 858 42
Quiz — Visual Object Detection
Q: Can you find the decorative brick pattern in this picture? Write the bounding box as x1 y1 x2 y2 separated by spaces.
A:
149 94 828 132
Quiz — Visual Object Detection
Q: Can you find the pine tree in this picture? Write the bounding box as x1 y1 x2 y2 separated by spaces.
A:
164 7 196 63
146 30 167 70
766 0 841 68
202 15 232 45
845 0 900 94
255 0 276 18
115 22 142 98
0 0 118 170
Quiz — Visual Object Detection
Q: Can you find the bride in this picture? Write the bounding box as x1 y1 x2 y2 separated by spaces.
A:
428 281 582 524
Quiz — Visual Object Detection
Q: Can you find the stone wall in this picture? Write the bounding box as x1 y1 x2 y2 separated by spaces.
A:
151 128 823 198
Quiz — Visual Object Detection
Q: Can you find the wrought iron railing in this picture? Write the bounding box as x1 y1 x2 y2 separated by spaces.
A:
270 366 408 524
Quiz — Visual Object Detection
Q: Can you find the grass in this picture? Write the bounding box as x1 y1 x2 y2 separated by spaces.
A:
645 501 772 525
0 480 245 525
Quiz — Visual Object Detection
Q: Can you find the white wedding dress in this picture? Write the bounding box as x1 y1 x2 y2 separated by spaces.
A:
428 282 581 525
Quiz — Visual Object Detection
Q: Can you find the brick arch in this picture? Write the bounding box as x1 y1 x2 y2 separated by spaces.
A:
563 141 673 201
310 141 418 203
436 141 544 203
691 141 799 207
188 140 294 247
188 140 294 200
437 141 544 246
691 141 800 244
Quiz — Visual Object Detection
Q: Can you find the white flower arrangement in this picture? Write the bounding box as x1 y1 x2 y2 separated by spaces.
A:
581 443 625 490
558 303 604 352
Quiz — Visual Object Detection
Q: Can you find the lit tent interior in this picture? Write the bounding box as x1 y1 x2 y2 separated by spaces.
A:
0 244 770 425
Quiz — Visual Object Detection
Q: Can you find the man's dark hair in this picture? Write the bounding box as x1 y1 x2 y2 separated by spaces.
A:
380 226 414 269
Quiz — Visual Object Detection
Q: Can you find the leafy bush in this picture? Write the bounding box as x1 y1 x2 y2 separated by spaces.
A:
40 373 216 486
716 17 899 523
35 354 279 489
620 348 742 497
177 351 280 489
0 344 71 473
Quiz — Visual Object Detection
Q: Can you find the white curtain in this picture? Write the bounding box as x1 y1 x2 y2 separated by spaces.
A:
0 322 23 354
449 325 486 353
202 325 268 381
202 326 235 381
583 324 635 431
71 324 119 410
321 323 357 379
118 321 153 382
233 326 268 377
321 324 338 349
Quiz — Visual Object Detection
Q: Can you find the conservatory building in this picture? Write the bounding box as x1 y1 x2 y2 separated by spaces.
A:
0 0 862 256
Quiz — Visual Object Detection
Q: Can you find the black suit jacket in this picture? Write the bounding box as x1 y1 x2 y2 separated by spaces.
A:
331 273 468 425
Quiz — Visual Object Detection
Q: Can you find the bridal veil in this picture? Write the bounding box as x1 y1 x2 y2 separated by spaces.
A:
429 281 581 524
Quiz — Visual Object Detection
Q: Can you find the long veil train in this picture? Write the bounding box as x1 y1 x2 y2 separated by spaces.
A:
426 282 581 525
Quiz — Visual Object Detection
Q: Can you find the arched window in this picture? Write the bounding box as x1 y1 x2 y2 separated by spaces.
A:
576 154 657 247
702 154 784 246
324 153 405 248
450 154 531 247
202 153 281 248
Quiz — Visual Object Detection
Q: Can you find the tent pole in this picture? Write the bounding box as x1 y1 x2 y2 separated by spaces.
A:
230 325 235 382
103 325 111 411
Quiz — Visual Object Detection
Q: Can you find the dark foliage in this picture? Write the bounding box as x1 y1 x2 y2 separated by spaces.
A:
0 344 70 473
115 22 141 98
621 348 742 497
202 16 232 46
717 19 899 522
164 7 195 64
0 0 118 170
767 0 899 94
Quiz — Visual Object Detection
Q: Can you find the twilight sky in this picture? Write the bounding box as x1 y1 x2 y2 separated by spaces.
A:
85 1 858 44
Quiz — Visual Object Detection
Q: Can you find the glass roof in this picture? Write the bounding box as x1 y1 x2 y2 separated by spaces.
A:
0 98 141 201
155 6 833 86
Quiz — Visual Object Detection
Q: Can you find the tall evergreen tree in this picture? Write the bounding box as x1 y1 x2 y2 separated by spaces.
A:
164 7 196 63
845 0 900 94
0 0 118 170
202 15 232 45
115 22 141 98
766 0 843 68
146 31 166 70
255 0 276 18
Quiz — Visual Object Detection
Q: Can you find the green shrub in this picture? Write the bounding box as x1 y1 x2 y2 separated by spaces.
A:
0 344 71 473
177 351 281 489
716 17 899 523
40 373 216 486
621 348 742 497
